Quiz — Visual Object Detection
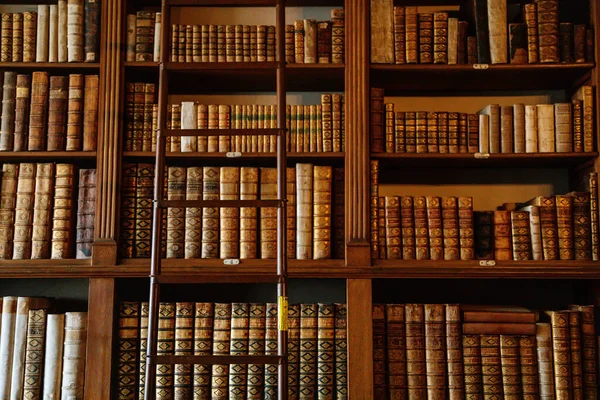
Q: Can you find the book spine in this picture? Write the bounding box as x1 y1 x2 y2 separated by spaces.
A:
287 304 300 398
36 6 49 62
332 94 342 152
425 304 446 399
1 14 13 63
418 14 433 64
299 304 318 399
228 303 249 399
23 12 36 63
480 335 502 399
442 196 459 260
585 29 594 62
220 167 240 259
117 302 139 399
384 196 401 259
572 100 583 152
463 334 483 400
126 14 136 61
247 303 265 399
304 19 317 64
370 0 394 63
494 210 512 260
568 310 583 400
47 76 68 151
457 21 468 64
41 314 65 400
395 111 406 153
193 303 213 399
537 0 560 63
136 12 154 62
225 25 234 63
458 113 468 153
0 71 17 151
134 164 154 258
372 304 388 399
259 168 277 259
370 88 385 153
559 22 574 63
296 164 313 259
76 168 95 258
570 192 592 260
574 25 586 63
426 111 438 153
138 302 149 399
448 112 459 154
333 168 344 259
287 167 297 259
478 114 489 153
51 164 74 259
331 9 344 64
426 196 443 260
589 173 599 260
577 86 594 152
473 0 491 63
67 0 84 62
474 211 493 260
285 24 295 63
405 7 418 64
294 20 304 63
548 311 572 398
335 303 347 399
433 12 448 64
500 105 513 153
536 323 555 399
500 335 522 399
524 4 539 63
60 312 88 399
0 164 18 259
66 74 84 151
513 104 525 153
9 297 32 399
406 304 426 398
400 196 415 260
536 196 559 260
413 196 429 260
525 105 538 153
264 303 278 399
467 114 479 153
487 0 508 64
378 196 386 259
201 166 219 259
84 0 99 62
405 112 416 153
510 211 531 261
459 197 475 260
518 335 538 400
0 297 17 398
370 160 379 259
555 195 574 260
12 13 23 63
447 18 458 65
385 304 406 398
316 304 335 398
554 103 573 153
142 83 155 152
153 13 161 62
393 7 406 64
446 304 464 400
234 25 243 63
30 163 54 259
12 163 36 259
83 75 98 151
156 303 175 399
415 112 427 153
23 309 48 399
574 305 597 399
239 167 258 259
314 166 332 259
119 163 136 258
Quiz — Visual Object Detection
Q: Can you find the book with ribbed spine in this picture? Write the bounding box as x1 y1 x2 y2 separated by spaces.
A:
300 303 318 399
0 164 18 259
554 103 573 153
437 111 448 153
61 312 87 399
211 304 231 399
332 94 342 152
448 112 460 154
220 167 240 259
36 6 49 62
572 85 594 153
567 310 583 399
83 75 98 151
480 335 502 399
590 173 600 260
134 164 153 258
537 0 559 63
487 0 508 64
547 311 572 399
174 302 193 399
239 167 258 259
536 323 555 399
75 168 95 259
67 0 84 62
442 197 459 260
12 163 36 260
51 164 74 259
264 303 278 399
510 211 531 260
425 304 446 399
493 210 512 260
404 6 418 64
426 111 438 153
12 14 24 62
370 88 384 153
228 303 249 399
500 335 522 399
142 83 155 152
445 304 464 400
384 196 401 259
373 304 387 399
556 195 574 260
518 335 538 400
400 196 415 260
458 197 474 260
314 166 332 259
1 14 12 62
155 303 175 399
334 303 347 399
523 4 538 63
370 161 379 259
303 19 317 63
406 304 426 398
286 167 297 259
426 197 443 260
84 0 99 61
246 303 265 399
119 164 136 258
525 196 558 260
393 7 405 64
572 99 583 152
259 168 277 259
296 164 313 259
370 0 394 63
569 305 597 399
22 11 36 62
46 76 68 150
183 167 202 259
13 74 30 151
287 304 300 398
418 13 433 64
463 334 483 400
395 111 406 152
117 302 139 400
317 304 335 398
331 9 344 64
386 304 406 399
0 71 16 151
192 303 213 399
333 168 344 259
413 196 429 260
131 83 144 152
415 112 427 153
135 11 154 61
467 114 479 153
65 74 83 151
23 308 48 399
433 12 448 64
0 297 16 397
42 313 65 400
201 167 219 258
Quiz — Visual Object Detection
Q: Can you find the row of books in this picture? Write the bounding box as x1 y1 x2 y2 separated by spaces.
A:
0 2 100 64
119 163 344 260
0 163 96 260
286 12 345 64
371 1 594 65
371 86 595 154
126 11 161 62
372 303 597 399
118 301 347 400
369 162 600 261
0 71 99 152
0 297 88 399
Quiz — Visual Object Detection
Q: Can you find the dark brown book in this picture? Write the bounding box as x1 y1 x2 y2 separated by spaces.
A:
559 22 574 63
385 304 406 399
569 305 598 399
413 196 429 260
500 335 522 399
287 303 300 399
425 304 446 399
174 302 193 400
405 112 416 153
480 335 502 399
333 168 345 259
464 0 491 64
467 36 478 64
457 21 468 64
567 310 583 400
317 21 332 64
117 302 139 400
131 83 144 152
415 112 427 154
134 163 153 258
384 196 401 259
555 195 574 260
536 0 559 63
31 163 54 259
378 197 386 259
406 304 426 399
372 304 387 399
119 163 136 258
510 211 531 260
585 28 594 62
442 197 459 260
47 76 68 151
12 163 36 260
448 112 459 154
400 196 415 260
574 24 586 63
518 336 538 400
13 74 30 151
458 113 468 153
462 334 483 400
545 311 572 399
84 0 100 62
193 302 213 399
82 75 98 151
300 303 318 399
51 164 74 259
66 74 83 151
334 303 347 399
523 4 539 63
589 173 599 261
467 114 479 153
166 167 185 259
509 23 527 64
0 71 16 151
371 88 385 153
75 168 95 259
418 13 433 64
426 197 443 260
433 12 448 64
525 196 558 260
385 103 394 153
370 160 379 259
135 11 154 62
228 303 249 399
436 112 448 153
458 197 474 260
264 303 278 399
445 305 464 400
464 323 536 335
426 111 438 153
393 6 406 64
474 211 494 259
463 311 537 324
156 303 175 398
211 303 231 400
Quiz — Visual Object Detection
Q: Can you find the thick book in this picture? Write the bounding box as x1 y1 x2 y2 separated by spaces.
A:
463 334 483 400
134 164 154 258
568 310 583 399
433 12 448 64
61 312 88 399
51 164 75 259
67 0 84 62
458 197 474 260
119 164 136 258
183 167 202 259
304 19 317 63
480 335 502 399
414 196 429 260
201 166 219 259
174 302 194 399
23 11 36 63
513 104 525 153
445 304 464 400
317 304 335 398
536 323 555 399
487 0 508 64
66 74 84 151
264 303 278 399
0 71 17 151
524 4 539 63
333 168 345 259
260 167 277 259
211 303 231 399
117 302 139 400
480 104 500 153
238 167 258 259
554 103 573 153
569 305 597 399
1 14 13 62
42 314 65 400
75 168 96 259
566 192 592 260
370 0 394 63
425 304 446 399
30 163 54 259
331 9 344 64
300 304 318 399
555 195 574 260
228 303 249 399
193 303 213 399
220 167 240 259
288 304 301 398
571 85 594 153
287 167 297 259
296 164 313 260
418 14 433 64
314 165 332 259
406 304 426 398
405 7 418 64
499 335 522 398
0 164 18 259
510 211 531 260
474 211 493 260
0 297 17 398
12 163 36 260
525 196 558 260
335 303 348 399
166 167 186 259
14 74 31 151
36 6 49 62
371 88 385 153
83 75 98 151
426 197 443 260
537 0 560 63
28 72 49 151
442 197 459 260
385 196 401 259
378 196 386 259
464 0 490 64
590 173 600 260
546 311 572 399
155 303 175 399
23 309 48 399
518 335 538 400
400 196 415 260
372 304 387 399
247 303 266 399
500 105 513 153
84 0 100 62
393 7 406 64
463 311 537 324
47 76 68 151
464 323 536 335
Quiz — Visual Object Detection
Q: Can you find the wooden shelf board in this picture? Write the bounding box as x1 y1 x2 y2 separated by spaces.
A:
124 61 159 68
0 259 93 278
372 152 598 168
371 63 595 92
123 151 344 161
286 0 344 5
167 0 277 6
0 151 96 161
166 62 279 71
0 62 100 70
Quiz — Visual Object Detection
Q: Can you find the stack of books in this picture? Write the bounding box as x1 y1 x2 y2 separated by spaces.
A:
286 10 345 64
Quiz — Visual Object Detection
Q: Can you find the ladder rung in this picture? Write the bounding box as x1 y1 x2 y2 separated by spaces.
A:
164 129 283 137
148 355 283 365
154 274 280 284
157 199 284 208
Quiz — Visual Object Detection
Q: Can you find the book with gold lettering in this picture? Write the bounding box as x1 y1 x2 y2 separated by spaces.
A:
333 168 344 259
433 12 448 64
393 6 405 64
425 304 446 399
537 0 560 63
201 166 219 259
442 197 459 260
386 304 406 399
384 196 401 259
372 304 387 399
335 303 347 399
518 335 538 399
400 196 415 260
247 303 265 399
260 167 277 259
287 304 300 398
458 197 474 260
546 311 572 399
296 164 313 259
183 167 202 259
555 195 574 260
117 302 139 400
23 308 48 399
572 85 594 153
510 210 531 261
300 303 318 399
119 164 136 258
314 165 332 259
331 9 344 64
31 163 54 259
75 168 96 259
264 303 278 399
568 310 583 399
51 164 74 259
371 88 385 153
418 13 433 64
406 304 426 398
211 303 231 399
156 303 175 399
317 304 335 398
66 74 83 151
480 335 502 399
426 197 443 260
463 334 483 400
493 210 512 260
414 196 429 260
134 164 153 258
239 167 258 259
569 305 597 399
220 167 240 259
500 335 522 398
590 173 600 260
426 111 438 153
174 302 194 399
525 196 558 260
370 160 380 259
228 303 249 399
138 302 148 400
523 4 539 63
437 111 448 153
142 83 155 152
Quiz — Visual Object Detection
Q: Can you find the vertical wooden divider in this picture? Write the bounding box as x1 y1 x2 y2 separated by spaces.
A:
347 279 374 399
85 278 116 400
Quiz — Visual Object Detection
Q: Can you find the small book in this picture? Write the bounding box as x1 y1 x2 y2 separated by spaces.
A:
193 303 213 399
229 303 249 398
264 303 278 399
331 9 344 64
406 304 426 398
372 304 387 398
117 302 139 399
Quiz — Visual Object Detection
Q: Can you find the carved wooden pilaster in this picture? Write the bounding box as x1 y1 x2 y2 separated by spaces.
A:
345 0 371 266
92 0 124 266
347 279 374 399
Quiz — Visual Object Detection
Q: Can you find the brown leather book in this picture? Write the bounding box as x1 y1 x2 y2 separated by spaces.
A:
370 0 394 63
134 164 153 258
259 167 277 259
331 9 344 65
67 0 85 62
467 114 479 153
117 302 139 400
518 335 538 400
462 334 483 400
12 163 36 260
525 196 558 260
119 164 136 258
131 83 144 152
22 12 36 63
571 85 594 153
372 304 388 399
589 173 599 260
585 29 594 62
370 160 379 259
286 167 297 259
415 112 427 154
568 310 583 400
433 12 448 64
378 196 386 259
500 105 513 153
437 112 449 154
536 323 555 399
296 164 313 260
174 302 194 400
317 21 331 64
448 112 459 154
166 167 186 259
193 302 213 399
406 304 426 398
572 99 583 152
135 11 154 62
13 74 31 151
573 24 586 63
404 7 418 64
418 13 433 64
31 163 55 259
300 304 318 399
228 303 249 398
464 323 536 335
395 111 406 153
384 196 401 259
82 75 98 151
393 7 406 64
509 23 528 64
201 166 219 259
51 164 74 259
47 76 68 151
426 111 438 153
425 304 446 399
457 21 468 64
219 167 240 259
246 303 265 399
286 304 300 398
385 304 406 399
545 311 572 399
239 167 258 259
293 20 305 63
426 197 443 260
500 335 522 399
413 196 429 260
333 168 344 259
66 74 83 151
263 303 278 399
0 71 17 151
445 305 464 400
183 167 202 259
371 88 385 153
0 14 11 62
458 197 474 260
142 83 155 152
523 4 539 63
75 168 95 259
480 335 502 398
510 211 531 260
285 24 295 63
314 165 332 260
211 303 231 400
84 0 99 62
400 196 415 260
567 191 592 260
568 305 597 399
405 112 416 153
317 304 335 397
555 195 574 260
385 103 395 153
442 197 459 260
318 95 330 153
463 311 537 324
334 303 347 399
474 211 493 259
266 25 276 62
466 36 478 64
536 0 560 63
559 22 574 63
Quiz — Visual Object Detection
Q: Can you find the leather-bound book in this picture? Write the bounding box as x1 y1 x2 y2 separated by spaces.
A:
559 23 574 63
218 105 231 153
317 21 332 64
117 302 139 400
418 14 433 64
142 83 155 152
36 6 49 62
260 167 277 259
370 160 379 259
220 167 240 259
23 308 48 399
500 105 513 153
426 112 438 153
404 7 418 64
201 166 219 258
287 167 297 259
23 11 36 63
49 6 58 61
518 336 538 400
300 304 318 399
228 303 249 399
166 167 186 259
474 211 493 260
239 167 258 259
211 303 231 399
335 303 348 399
442 196 459 260
303 19 317 64
331 9 344 64
510 211 531 260
487 0 508 64
12 13 23 62
571 85 594 153
285 24 295 63
208 24 217 63
155 303 175 399
195 103 208 152
125 14 135 61
567 310 583 399
332 93 342 153
264 303 278 399
569 305 597 399
554 103 573 153
119 163 136 258
378 196 386 259
463 334 483 400
415 112 427 153
406 304 426 398
536 323 555 399
520 205 542 260
372 304 388 399
545 311 572 399
585 29 594 62
183 167 202 259
447 17 458 65
499 335 522 399
385 103 394 153
31 163 54 259
536 0 559 63
67 0 84 62
572 99 583 152
187 24 195 63
266 25 275 62
426 197 443 260
463 323 536 335
131 83 144 152
47 76 68 151
414 196 429 260
457 21 468 64
458 197 474 260
523 4 538 63
41 313 65 399
493 210 512 260
385 196 401 259
51 164 74 259
170 24 178 62
467 114 479 153
1 14 12 62
509 23 527 64
400 196 415 260
135 11 154 61
433 12 448 64
467 36 477 64
395 111 406 153
566 192 591 260
425 304 446 399
536 104 555 152
333 168 345 259
370 88 385 153
296 164 313 259
0 297 17 395
574 25 586 63
445 305 464 400
83 75 98 151
370 0 394 63
75 168 95 259
60 312 87 399
193 303 213 399
524 105 538 153
294 20 305 63
480 335 502 399
385 304 406 398
513 104 525 153
480 104 500 153
84 0 99 62
317 304 335 398
153 13 161 63
525 196 558 260
555 195 574 260
405 112 416 153
247 303 266 399
287 304 301 398
206 104 218 152
226 25 235 63
0 71 17 151
134 164 154 258
66 74 83 151
464 0 490 64
478 114 489 153
393 7 406 64
458 113 468 153
137 302 148 399
448 112 459 154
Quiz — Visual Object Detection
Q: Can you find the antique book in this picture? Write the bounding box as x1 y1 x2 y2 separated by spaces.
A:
58 1 68 62
518 335 538 400
126 14 136 61
585 28 593 62
467 114 479 153
400 196 415 260
36 6 49 62
0 164 18 259
135 11 154 62
193 303 213 399
524 4 539 63
425 304 446 399
378 196 386 259
332 93 342 152
22 308 48 399
418 14 433 64
567 310 583 399
42 314 65 400
0 297 17 398
153 13 161 62
537 0 559 63
228 303 249 399
525 196 558 260
1 14 13 62
134 164 154 258
260 167 277 259
49 5 58 62
573 99 583 152
499 335 522 399
590 173 600 260
372 304 387 399
117 302 139 400
370 0 394 63
448 112 459 153
571 85 594 152
537 104 555 152
67 0 84 62
314 165 332 259
569 305 597 399
524 105 538 152
487 0 508 64
463 310 537 324
404 6 418 64
247 303 266 399
442 197 459 260
66 74 84 151
201 166 219 259
75 169 95 259
335 303 347 399
264 303 278 399
12 13 23 62
370 88 385 153
285 24 295 63
457 21 468 64
60 312 88 399
29 163 54 259
393 7 406 64
220 167 240 259
546 311 572 399
459 197 475 260
331 9 345 64
296 164 313 259
510 211 531 260
119 164 136 258
317 304 335 398
566 192 591 260
294 20 305 63
554 103 573 152
47 76 68 151
426 196 443 260
513 104 525 153
287 304 300 398
574 24 586 63
463 334 483 400
286 167 297 259
138 302 148 400
474 211 494 259
406 304 426 398
457 113 467 153
384 196 401 259
51 164 74 259
520 205 542 260
480 335 502 398
555 195 574 260
559 23 574 63
447 17 458 65
509 23 528 64
83 75 99 151
333 168 344 259
465 0 490 63
14 73 31 151
183 167 202 259
414 196 429 260
303 19 317 63
13 163 36 260
238 167 258 259
23 11 36 63
142 83 154 152
370 161 379 259
395 111 406 153
426 111 438 153
180 101 197 152
130 83 144 152
480 104 500 153
536 323 555 399
300 304 318 399
445 304 464 400
478 114 489 153
433 12 448 64
0 71 17 151
155 303 175 399
405 111 416 152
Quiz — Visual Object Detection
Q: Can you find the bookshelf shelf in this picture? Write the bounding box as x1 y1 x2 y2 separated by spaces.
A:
124 61 159 69
287 64 345 91
0 151 97 161
370 63 595 92
286 0 344 5
166 0 277 6
123 151 345 162
371 152 599 168
0 62 101 70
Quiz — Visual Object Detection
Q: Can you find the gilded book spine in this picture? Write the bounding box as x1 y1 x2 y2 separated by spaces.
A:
51 164 74 259
433 12 448 64
458 197 474 260
415 112 427 153
442 196 459 260
134 164 154 258
36 6 49 62
285 24 294 63
480 335 502 399
13 163 36 259
418 14 433 64
568 310 583 400
370 88 384 153
571 305 597 399
425 304 446 399
201 166 219 258
559 23 574 63
370 161 379 258
400 196 415 260
184 167 202 259
264 303 278 399
426 196 443 260
287 167 297 259
132 83 144 152
23 12 36 63
573 100 583 152
393 7 406 64
47 76 68 151
372 304 387 399
166 167 186 259
547 311 572 399
60 312 88 399
220 167 240 259
378 196 386 259
395 112 406 153
82 74 98 151
445 304 464 400
0 164 18 259
333 168 344 259
524 4 539 63
528 196 558 260
405 7 418 64
298 303 318 398
247 303 265 399
260 168 277 259
314 165 332 259
426 111 438 153
385 196 401 259
405 112 416 153
590 173 599 260
317 304 335 398
117 302 139 400
138 302 148 399
239 167 258 259
135 11 154 62
448 112 459 154
537 0 560 63
67 0 84 62
156 303 175 399
463 334 483 400
437 112 448 154
406 304 426 398
510 211 531 260
0 14 12 62
555 195 574 260
331 9 344 64
294 20 304 63
414 196 429 260
518 335 538 400
500 335 522 399
467 114 479 153
119 164 136 258
572 85 594 153
494 210 512 260
66 74 83 151
288 304 301 398
0 71 16 151
297 164 313 259
23 309 47 399
568 192 591 260
193 303 213 399
335 303 347 399
142 83 155 152
228 303 249 399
